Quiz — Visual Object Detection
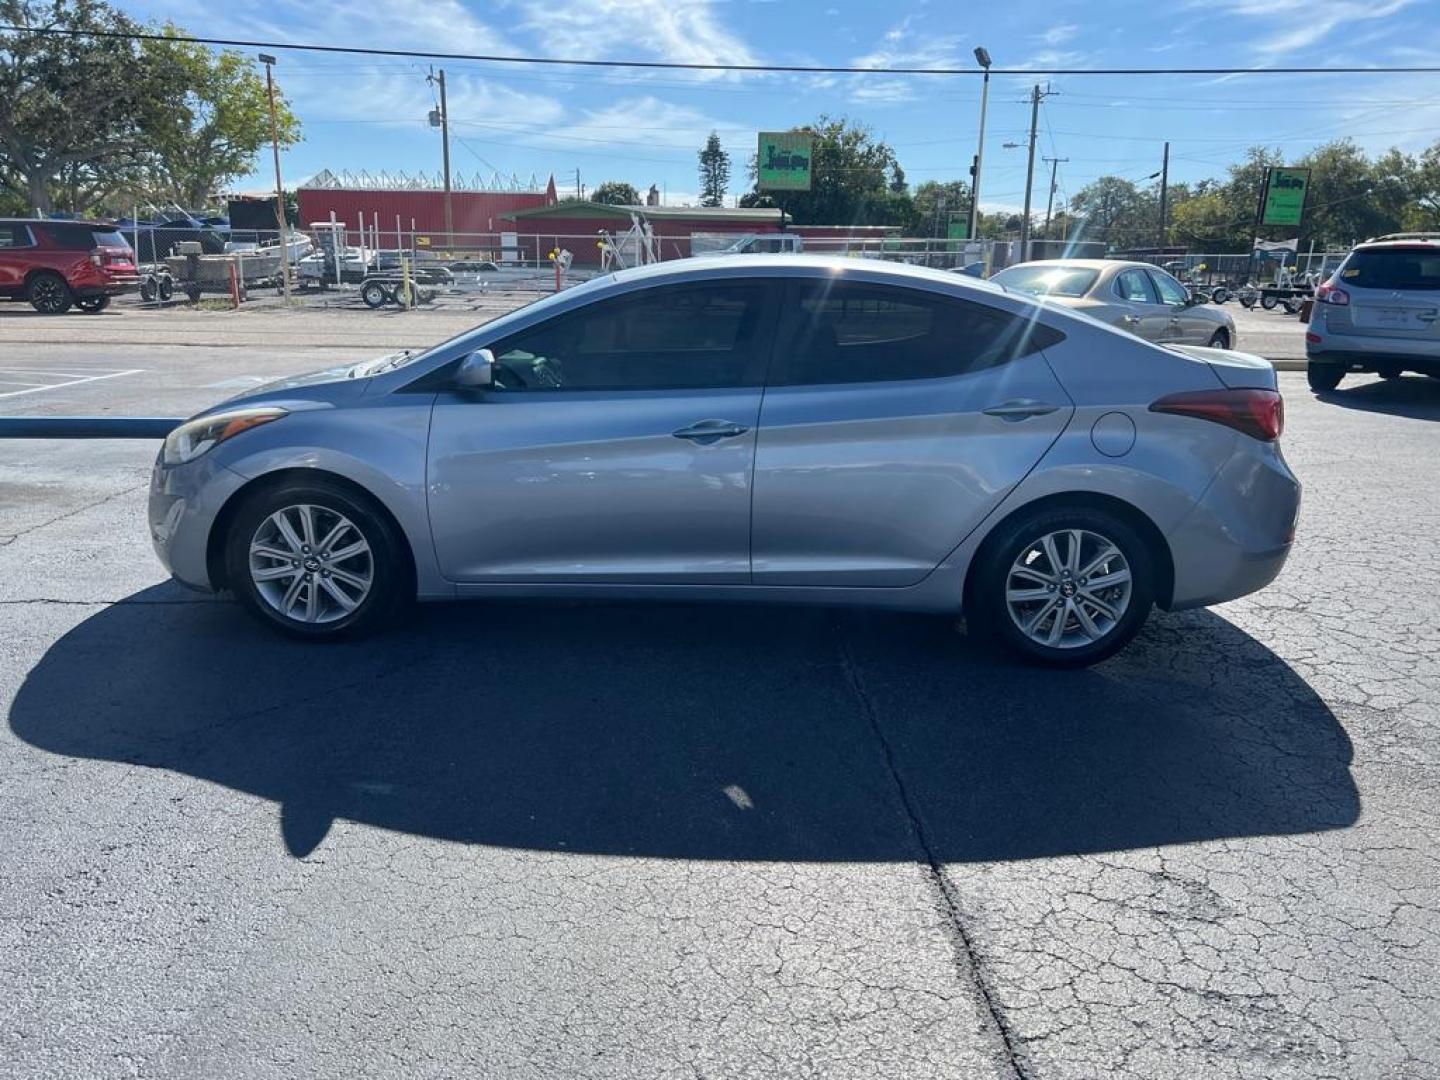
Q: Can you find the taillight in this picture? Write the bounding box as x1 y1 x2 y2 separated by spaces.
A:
1149 388 1284 441
89 251 103 267
1315 282 1349 306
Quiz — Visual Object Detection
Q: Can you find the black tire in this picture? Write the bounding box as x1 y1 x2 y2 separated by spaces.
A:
27 272 73 314
361 281 388 308
1239 291 1257 309
969 505 1156 668
157 276 174 301
1260 294 1279 311
140 277 158 302
224 478 413 641
1307 363 1344 392
1283 297 1304 315
183 284 202 303
1206 328 1230 349
1212 287 1230 304
75 294 110 313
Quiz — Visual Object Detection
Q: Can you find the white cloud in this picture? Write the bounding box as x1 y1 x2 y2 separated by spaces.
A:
1036 23 1079 47
515 0 758 72
850 17 965 104
1197 0 1414 60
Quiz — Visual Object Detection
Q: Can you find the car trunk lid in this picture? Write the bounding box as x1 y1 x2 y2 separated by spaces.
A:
1169 345 1278 390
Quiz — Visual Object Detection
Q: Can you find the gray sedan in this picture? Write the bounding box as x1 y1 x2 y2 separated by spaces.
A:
149 255 1296 666
992 259 1238 349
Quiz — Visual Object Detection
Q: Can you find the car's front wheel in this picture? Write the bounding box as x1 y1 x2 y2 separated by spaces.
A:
224 479 412 640
971 506 1155 667
1206 328 1230 349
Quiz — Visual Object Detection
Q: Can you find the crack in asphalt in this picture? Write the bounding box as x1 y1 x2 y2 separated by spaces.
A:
831 612 1028 1080
0 480 150 548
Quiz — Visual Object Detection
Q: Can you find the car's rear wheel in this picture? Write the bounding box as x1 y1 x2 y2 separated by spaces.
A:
75 294 110 313
27 272 73 314
224 479 412 640
970 506 1155 668
1206 328 1230 349
1307 363 1345 392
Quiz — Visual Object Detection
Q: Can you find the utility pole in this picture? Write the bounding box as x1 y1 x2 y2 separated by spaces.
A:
258 53 291 305
1019 83 1053 261
1157 140 1170 250
1042 156 1068 235
429 69 454 251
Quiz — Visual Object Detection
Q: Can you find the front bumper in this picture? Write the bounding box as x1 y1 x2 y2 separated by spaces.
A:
1166 439 1300 610
148 453 248 591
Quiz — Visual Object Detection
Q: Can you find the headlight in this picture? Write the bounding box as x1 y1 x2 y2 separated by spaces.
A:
162 406 287 466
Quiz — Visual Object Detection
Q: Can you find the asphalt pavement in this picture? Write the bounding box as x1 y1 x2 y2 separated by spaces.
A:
1 310 1436 1079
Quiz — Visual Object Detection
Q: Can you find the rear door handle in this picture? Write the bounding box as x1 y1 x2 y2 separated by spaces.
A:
982 400 1061 421
672 419 749 444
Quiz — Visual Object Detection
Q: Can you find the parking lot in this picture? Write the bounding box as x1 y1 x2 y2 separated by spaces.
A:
2 295 1437 1079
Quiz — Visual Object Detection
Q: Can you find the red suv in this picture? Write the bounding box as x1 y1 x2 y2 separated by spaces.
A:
0 218 140 314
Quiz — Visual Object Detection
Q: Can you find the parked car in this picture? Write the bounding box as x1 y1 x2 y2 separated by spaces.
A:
1305 234 1440 391
149 256 1297 667
0 218 140 313
991 259 1237 349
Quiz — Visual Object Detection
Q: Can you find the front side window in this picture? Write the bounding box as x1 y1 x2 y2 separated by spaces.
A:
1114 269 1157 304
1150 270 1189 305
771 281 1061 386
488 282 769 391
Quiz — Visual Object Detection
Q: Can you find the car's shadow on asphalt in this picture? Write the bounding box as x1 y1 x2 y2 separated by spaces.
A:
1318 375 1440 420
8 587 1359 861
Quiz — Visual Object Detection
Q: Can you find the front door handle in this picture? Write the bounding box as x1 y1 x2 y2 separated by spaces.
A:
982 399 1061 421
672 419 749 444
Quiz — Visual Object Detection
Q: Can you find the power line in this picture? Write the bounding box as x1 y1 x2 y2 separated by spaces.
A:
5 24 1440 76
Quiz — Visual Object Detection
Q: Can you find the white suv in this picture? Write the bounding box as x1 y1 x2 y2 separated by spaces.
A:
1306 234 1440 391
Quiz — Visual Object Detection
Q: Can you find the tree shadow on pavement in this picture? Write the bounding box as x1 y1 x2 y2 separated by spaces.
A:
1317 375 1440 420
8 587 1358 861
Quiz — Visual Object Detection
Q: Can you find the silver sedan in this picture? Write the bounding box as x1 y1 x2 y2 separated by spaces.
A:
149 255 1296 666
991 259 1238 349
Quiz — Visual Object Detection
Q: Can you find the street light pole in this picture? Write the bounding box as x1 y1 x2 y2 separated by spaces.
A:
430 68 454 252
967 47 992 243
1157 140 1170 250
1042 156 1068 236
258 53 291 305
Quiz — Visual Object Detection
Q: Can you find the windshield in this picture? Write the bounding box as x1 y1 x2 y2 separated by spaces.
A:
992 265 1099 298
1340 247 1440 290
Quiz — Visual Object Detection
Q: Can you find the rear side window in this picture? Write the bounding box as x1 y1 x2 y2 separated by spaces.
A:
488 282 771 391
1114 269 1157 303
1340 248 1440 290
0 224 33 248
771 281 1062 386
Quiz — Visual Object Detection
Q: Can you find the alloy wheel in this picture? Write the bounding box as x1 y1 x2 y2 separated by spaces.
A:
30 275 70 313
1004 528 1133 649
248 503 374 624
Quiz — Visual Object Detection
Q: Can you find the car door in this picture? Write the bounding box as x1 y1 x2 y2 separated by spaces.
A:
1111 268 1174 341
426 279 778 584
1148 268 1206 343
750 279 1074 586
0 223 34 296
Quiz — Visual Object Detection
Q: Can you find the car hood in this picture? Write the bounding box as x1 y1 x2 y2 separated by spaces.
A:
1170 345 1277 390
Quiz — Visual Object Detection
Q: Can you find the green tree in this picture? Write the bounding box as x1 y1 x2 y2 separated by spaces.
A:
1068 176 1153 250
592 180 640 205
697 131 730 208
137 28 301 208
909 179 970 237
0 0 181 212
739 116 912 227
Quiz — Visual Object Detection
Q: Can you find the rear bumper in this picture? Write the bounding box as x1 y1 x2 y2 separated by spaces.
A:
1166 440 1300 610
1307 347 1440 377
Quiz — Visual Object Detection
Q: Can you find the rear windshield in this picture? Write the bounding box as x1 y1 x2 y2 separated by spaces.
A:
992 265 1099 298
1340 248 1440 290
91 229 132 251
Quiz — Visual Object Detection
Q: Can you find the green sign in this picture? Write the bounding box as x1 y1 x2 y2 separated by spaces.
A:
758 132 814 191
946 219 970 241
1260 167 1310 227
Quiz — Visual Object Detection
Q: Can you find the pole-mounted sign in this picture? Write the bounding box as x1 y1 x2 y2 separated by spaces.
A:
758 132 814 191
1259 167 1310 227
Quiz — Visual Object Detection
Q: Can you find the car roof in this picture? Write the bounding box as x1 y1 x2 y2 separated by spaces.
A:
0 217 121 228
995 258 1145 272
606 253 1009 296
1354 237 1440 250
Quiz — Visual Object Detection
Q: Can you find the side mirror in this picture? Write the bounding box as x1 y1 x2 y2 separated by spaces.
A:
454 348 495 390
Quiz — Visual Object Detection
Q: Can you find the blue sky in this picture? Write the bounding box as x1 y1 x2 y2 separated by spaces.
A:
117 0 1440 210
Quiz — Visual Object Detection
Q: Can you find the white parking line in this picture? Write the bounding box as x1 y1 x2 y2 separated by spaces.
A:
0 368 145 400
